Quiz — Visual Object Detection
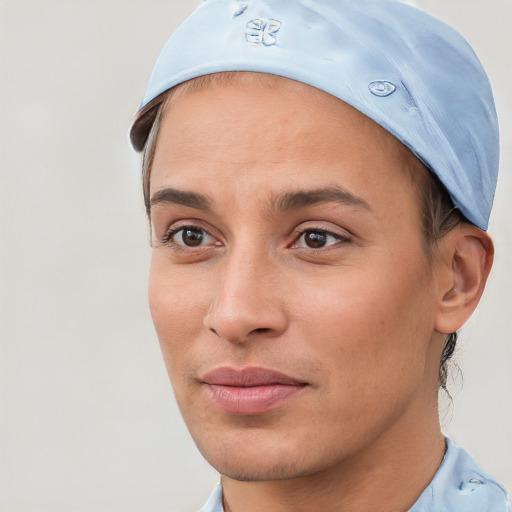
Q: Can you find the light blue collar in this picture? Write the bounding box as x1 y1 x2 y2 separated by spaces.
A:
410 438 510 511
198 484 223 512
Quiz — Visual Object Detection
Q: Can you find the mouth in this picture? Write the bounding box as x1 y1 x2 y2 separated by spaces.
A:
200 366 308 415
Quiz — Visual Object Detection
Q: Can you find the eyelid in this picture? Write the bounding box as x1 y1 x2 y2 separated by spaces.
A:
158 220 222 248
155 219 353 253
166 226 215 246
289 224 352 250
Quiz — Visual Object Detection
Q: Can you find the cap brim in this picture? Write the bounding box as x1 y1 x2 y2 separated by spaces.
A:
129 94 167 152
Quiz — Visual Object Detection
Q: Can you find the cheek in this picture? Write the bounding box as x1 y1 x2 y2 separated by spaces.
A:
294 279 434 442
148 257 209 371
292 253 435 390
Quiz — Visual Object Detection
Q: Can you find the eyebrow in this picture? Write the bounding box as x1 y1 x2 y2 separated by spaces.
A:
149 184 372 216
150 188 212 211
270 185 372 213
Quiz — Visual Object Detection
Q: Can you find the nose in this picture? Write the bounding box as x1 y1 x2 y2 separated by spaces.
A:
203 249 289 344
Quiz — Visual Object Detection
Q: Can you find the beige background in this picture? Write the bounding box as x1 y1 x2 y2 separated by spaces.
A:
0 0 510 510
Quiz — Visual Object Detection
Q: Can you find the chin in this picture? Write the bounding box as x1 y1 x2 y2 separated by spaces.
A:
191 426 334 482
206 453 314 482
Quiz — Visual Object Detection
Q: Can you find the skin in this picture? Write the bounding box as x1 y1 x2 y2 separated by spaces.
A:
147 74 493 512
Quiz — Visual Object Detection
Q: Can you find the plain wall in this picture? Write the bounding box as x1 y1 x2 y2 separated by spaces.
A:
0 1 510 510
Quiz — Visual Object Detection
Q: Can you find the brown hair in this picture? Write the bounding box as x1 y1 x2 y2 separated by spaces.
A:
139 73 464 394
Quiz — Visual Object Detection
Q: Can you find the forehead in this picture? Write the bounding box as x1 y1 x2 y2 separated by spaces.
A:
150 73 422 217
155 73 416 171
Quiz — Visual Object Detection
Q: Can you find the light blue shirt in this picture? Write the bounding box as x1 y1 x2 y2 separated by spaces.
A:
198 439 511 511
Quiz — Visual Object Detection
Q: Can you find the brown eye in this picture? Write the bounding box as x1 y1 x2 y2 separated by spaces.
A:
171 227 212 247
304 231 328 248
182 228 204 246
292 228 348 250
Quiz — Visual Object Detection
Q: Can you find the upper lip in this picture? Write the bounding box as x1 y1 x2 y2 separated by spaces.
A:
200 366 306 387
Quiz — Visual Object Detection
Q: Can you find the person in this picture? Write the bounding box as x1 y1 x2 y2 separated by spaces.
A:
129 1 511 510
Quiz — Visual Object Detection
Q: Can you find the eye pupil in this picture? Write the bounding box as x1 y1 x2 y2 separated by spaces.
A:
182 228 204 246
305 231 327 248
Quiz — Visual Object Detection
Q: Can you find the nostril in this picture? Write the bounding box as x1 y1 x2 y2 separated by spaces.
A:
208 325 271 342
250 327 271 334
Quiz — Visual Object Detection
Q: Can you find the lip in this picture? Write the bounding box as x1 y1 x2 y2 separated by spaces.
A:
200 366 308 415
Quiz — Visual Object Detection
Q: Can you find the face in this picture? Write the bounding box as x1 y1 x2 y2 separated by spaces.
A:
148 74 444 482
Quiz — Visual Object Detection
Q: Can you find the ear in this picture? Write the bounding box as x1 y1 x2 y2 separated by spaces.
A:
434 224 494 334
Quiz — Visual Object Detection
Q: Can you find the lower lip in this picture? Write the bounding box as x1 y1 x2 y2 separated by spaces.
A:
204 383 306 415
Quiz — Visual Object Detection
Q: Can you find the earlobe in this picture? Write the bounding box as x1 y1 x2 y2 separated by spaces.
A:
434 224 494 334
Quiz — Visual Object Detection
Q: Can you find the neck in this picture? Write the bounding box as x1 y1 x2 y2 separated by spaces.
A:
221 401 445 512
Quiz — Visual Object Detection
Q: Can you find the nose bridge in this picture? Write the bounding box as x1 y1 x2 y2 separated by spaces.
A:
204 242 288 343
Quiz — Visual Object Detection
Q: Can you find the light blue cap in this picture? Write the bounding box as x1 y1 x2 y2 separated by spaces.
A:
130 0 499 230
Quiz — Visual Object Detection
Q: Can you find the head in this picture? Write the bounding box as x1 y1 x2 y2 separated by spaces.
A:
142 72 466 393
142 71 492 481
130 0 498 485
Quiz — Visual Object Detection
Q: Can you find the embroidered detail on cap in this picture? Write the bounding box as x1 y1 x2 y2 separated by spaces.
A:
233 3 248 18
245 18 282 46
369 81 397 97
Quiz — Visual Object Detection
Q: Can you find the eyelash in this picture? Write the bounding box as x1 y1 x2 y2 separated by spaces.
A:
290 228 350 250
159 224 351 252
159 225 219 250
